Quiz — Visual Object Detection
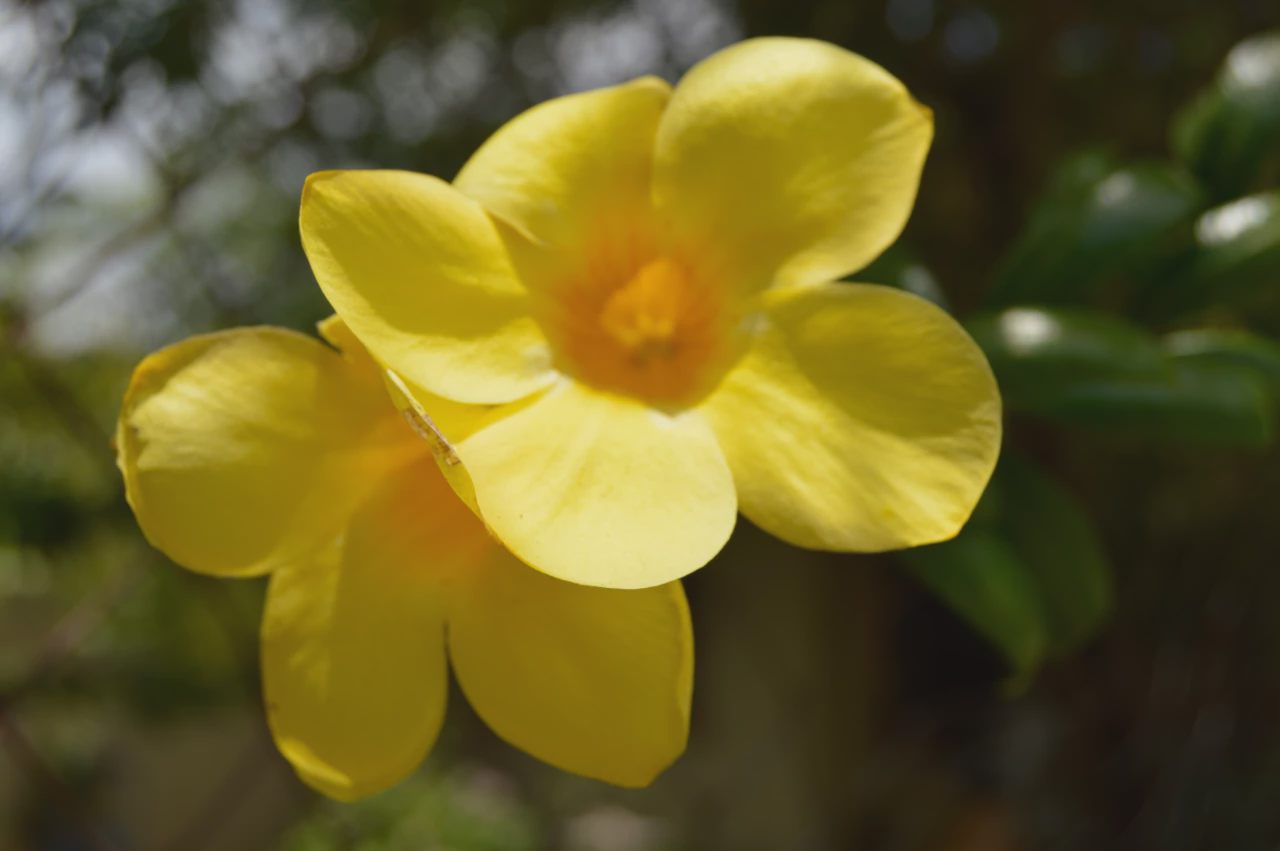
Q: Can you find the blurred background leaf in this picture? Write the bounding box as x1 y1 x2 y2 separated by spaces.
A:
1164 328 1280 398
967 307 1166 400
1135 190 1280 322
856 241 950 310
901 453 1112 678
902 528 1050 678
1023 359 1273 445
985 157 1201 307
1173 31 1280 201
969 306 1275 444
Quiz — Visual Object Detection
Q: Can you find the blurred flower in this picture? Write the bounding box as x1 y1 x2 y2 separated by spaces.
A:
301 36 1002 590
115 317 692 800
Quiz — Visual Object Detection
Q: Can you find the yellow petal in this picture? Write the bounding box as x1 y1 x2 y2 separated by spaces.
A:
320 312 496 522
456 381 737 589
116 328 414 577
654 38 933 291
702 284 1001 551
448 556 692 787
318 313 495 450
317 313 382 376
382 368 487 523
453 77 670 251
301 170 556 404
262 457 482 801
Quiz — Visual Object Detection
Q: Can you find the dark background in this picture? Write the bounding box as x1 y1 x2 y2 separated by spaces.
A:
3 1 1280 849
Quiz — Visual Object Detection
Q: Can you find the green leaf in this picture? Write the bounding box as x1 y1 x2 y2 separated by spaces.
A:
969 308 1273 444
1164 328 1280 398
986 158 1201 306
1173 31 1280 201
1136 192 1280 320
901 529 1049 677
998 456 1112 656
854 242 949 310
901 455 1115 676
966 307 1165 408
1032 359 1273 446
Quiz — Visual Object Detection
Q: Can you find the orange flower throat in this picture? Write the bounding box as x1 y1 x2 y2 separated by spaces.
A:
546 234 732 409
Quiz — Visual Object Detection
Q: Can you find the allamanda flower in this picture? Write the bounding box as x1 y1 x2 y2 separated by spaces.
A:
302 37 1003 590
116 317 692 799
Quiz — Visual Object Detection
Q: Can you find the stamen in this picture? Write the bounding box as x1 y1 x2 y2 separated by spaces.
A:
598 258 689 362
546 235 730 408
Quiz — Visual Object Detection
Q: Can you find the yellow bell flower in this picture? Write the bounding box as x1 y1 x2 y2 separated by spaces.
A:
301 37 1003 590
115 317 692 800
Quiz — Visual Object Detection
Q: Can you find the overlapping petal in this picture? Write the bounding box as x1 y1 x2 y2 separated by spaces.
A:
283 39 987 617
701 283 1001 551
453 77 670 252
317 313 383 377
116 328 411 577
455 381 737 589
318 314 496 451
301 170 555 405
261 457 484 801
122 315 702 796
448 552 692 787
654 37 933 291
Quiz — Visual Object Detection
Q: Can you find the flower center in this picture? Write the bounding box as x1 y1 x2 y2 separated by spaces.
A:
546 242 732 409
598 258 687 364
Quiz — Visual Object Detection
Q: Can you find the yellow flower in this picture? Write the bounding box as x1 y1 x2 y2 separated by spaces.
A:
301 37 1003 590
115 317 692 800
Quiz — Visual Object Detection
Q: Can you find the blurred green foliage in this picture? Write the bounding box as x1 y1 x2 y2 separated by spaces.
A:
278 768 540 851
902 26 1280 680
1173 31 1280 201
